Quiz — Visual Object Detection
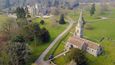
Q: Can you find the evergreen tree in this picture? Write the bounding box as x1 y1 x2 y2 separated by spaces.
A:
90 3 96 16
40 28 50 42
59 14 66 24
32 23 50 43
16 7 26 18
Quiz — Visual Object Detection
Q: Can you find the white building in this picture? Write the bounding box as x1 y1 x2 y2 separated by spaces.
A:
26 4 39 16
65 10 103 57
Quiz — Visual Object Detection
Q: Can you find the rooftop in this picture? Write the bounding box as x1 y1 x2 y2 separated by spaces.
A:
68 36 100 50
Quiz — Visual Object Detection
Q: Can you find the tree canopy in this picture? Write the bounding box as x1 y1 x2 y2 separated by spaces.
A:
59 14 66 24
67 48 87 65
90 3 96 16
16 7 26 19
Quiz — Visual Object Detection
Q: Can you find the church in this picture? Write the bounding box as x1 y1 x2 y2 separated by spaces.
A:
65 10 103 57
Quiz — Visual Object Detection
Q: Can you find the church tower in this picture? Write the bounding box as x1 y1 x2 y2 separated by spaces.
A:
75 10 85 38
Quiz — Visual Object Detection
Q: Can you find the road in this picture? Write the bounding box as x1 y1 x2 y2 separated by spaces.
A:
35 19 74 65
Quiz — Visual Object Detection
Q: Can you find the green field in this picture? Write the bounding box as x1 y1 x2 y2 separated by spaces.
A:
0 15 9 29
49 5 115 65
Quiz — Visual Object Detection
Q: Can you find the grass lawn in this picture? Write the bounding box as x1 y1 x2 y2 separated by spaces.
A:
49 5 115 65
84 13 115 65
27 17 68 65
0 15 9 29
86 40 115 65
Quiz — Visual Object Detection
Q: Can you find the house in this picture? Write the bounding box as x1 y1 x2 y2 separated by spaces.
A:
65 10 103 57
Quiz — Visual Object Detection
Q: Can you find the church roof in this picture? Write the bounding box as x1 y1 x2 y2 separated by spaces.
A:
68 36 84 48
68 36 100 50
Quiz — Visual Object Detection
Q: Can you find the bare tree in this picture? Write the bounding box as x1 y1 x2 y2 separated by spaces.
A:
1 18 18 40
100 0 110 14
0 43 10 65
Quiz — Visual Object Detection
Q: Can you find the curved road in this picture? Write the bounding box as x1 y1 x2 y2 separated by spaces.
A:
35 19 74 65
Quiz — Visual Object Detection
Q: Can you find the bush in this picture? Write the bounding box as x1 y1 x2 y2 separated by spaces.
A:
12 35 25 42
40 20 45 25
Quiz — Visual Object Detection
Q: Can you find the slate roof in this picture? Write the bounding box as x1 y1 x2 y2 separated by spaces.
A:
68 36 100 50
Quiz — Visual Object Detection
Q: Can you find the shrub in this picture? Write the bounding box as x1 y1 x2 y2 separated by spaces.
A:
40 20 45 25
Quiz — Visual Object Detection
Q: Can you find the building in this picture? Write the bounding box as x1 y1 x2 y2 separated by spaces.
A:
74 10 85 38
26 4 39 16
65 10 102 57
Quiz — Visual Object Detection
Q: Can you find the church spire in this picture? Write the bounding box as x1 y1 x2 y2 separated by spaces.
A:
77 10 85 27
75 10 85 38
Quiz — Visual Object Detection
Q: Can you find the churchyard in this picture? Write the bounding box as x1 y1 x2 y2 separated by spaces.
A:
44 5 115 65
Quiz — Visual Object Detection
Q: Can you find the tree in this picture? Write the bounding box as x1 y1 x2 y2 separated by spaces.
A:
0 10 30 65
59 14 66 24
22 24 34 41
0 35 29 65
67 48 87 65
9 35 28 65
0 35 9 65
90 3 96 16
33 23 41 44
33 23 41 35
100 0 109 14
16 7 26 19
39 28 50 42
15 7 29 27
12 35 25 42
1 18 19 40
40 20 45 25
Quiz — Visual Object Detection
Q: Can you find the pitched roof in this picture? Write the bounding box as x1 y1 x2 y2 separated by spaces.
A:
68 36 100 50
68 37 84 48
